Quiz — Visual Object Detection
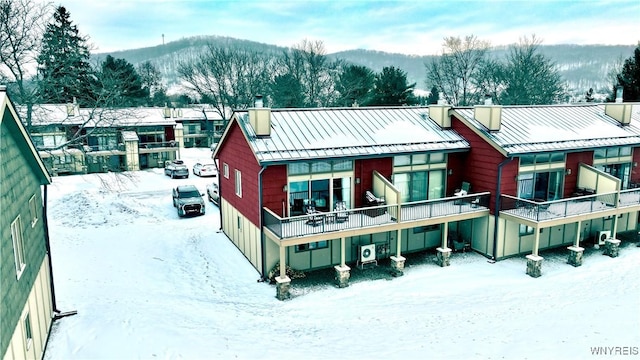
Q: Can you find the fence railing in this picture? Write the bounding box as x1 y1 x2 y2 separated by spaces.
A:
263 192 490 240
499 189 640 222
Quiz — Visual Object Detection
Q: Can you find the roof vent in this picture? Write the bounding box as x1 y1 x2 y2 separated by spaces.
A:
254 95 264 108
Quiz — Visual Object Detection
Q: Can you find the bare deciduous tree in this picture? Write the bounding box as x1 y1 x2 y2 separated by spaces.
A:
0 0 51 129
177 44 273 120
280 39 339 107
426 35 490 106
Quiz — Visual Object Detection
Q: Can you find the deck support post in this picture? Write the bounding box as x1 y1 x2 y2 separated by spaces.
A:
436 247 451 267
526 254 543 278
567 246 584 267
604 238 621 258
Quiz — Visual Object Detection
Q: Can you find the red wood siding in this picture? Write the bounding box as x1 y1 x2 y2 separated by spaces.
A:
355 157 392 207
565 151 594 195
451 116 512 212
164 126 175 141
262 165 288 217
446 152 467 196
216 122 262 227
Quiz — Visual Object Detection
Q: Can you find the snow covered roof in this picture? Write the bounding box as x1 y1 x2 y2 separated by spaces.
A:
453 103 640 155
19 105 213 128
233 106 469 163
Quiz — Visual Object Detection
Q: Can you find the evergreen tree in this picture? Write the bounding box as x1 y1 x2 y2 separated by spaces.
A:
36 6 94 105
335 64 374 107
616 44 640 101
98 55 148 107
427 85 440 104
370 66 418 106
137 60 164 103
270 73 304 108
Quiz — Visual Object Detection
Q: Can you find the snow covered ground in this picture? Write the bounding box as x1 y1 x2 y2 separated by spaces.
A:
44 148 640 360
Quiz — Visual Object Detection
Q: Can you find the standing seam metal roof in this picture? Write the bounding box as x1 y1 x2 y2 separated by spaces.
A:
453 103 640 155
237 107 469 163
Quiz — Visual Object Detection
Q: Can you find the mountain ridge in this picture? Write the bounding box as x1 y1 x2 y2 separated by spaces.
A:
93 35 636 94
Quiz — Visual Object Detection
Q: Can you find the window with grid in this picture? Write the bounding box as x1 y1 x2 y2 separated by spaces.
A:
11 216 26 279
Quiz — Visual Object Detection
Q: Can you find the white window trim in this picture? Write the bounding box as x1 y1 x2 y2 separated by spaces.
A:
223 163 229 178
29 194 39 228
23 312 33 351
235 169 242 197
12 216 26 279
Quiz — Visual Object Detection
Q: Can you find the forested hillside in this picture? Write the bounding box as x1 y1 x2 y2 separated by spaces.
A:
93 35 635 95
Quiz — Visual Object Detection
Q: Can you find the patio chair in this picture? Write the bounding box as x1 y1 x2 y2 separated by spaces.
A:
454 182 470 197
305 205 324 226
454 182 471 205
334 201 348 222
449 231 470 252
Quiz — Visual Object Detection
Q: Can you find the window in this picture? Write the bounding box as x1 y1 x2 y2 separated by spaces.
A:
517 171 563 201
29 195 39 227
593 146 633 189
235 169 242 197
393 170 445 202
393 153 447 202
296 241 328 252
413 224 441 233
519 224 534 236
24 313 33 350
520 152 565 166
11 216 26 279
288 160 353 175
223 163 229 178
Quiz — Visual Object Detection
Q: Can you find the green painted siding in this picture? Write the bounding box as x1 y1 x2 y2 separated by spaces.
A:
1 119 48 356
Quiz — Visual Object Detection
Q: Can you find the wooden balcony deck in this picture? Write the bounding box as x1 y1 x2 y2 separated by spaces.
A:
500 188 640 224
264 192 490 240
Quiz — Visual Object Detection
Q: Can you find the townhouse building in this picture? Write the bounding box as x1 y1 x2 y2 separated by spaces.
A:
22 104 226 176
214 97 639 299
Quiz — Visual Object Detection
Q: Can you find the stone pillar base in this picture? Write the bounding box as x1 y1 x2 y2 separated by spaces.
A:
334 265 351 288
604 238 621 258
567 246 584 267
436 247 451 267
275 275 291 300
526 254 543 278
390 255 406 277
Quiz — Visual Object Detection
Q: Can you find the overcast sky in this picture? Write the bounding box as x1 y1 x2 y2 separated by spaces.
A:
49 0 639 55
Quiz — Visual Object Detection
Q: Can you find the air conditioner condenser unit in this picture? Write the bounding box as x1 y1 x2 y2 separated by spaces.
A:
360 244 376 263
597 230 611 246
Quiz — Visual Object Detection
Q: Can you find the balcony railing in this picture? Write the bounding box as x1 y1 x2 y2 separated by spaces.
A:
500 188 640 222
264 192 490 240
139 141 177 149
